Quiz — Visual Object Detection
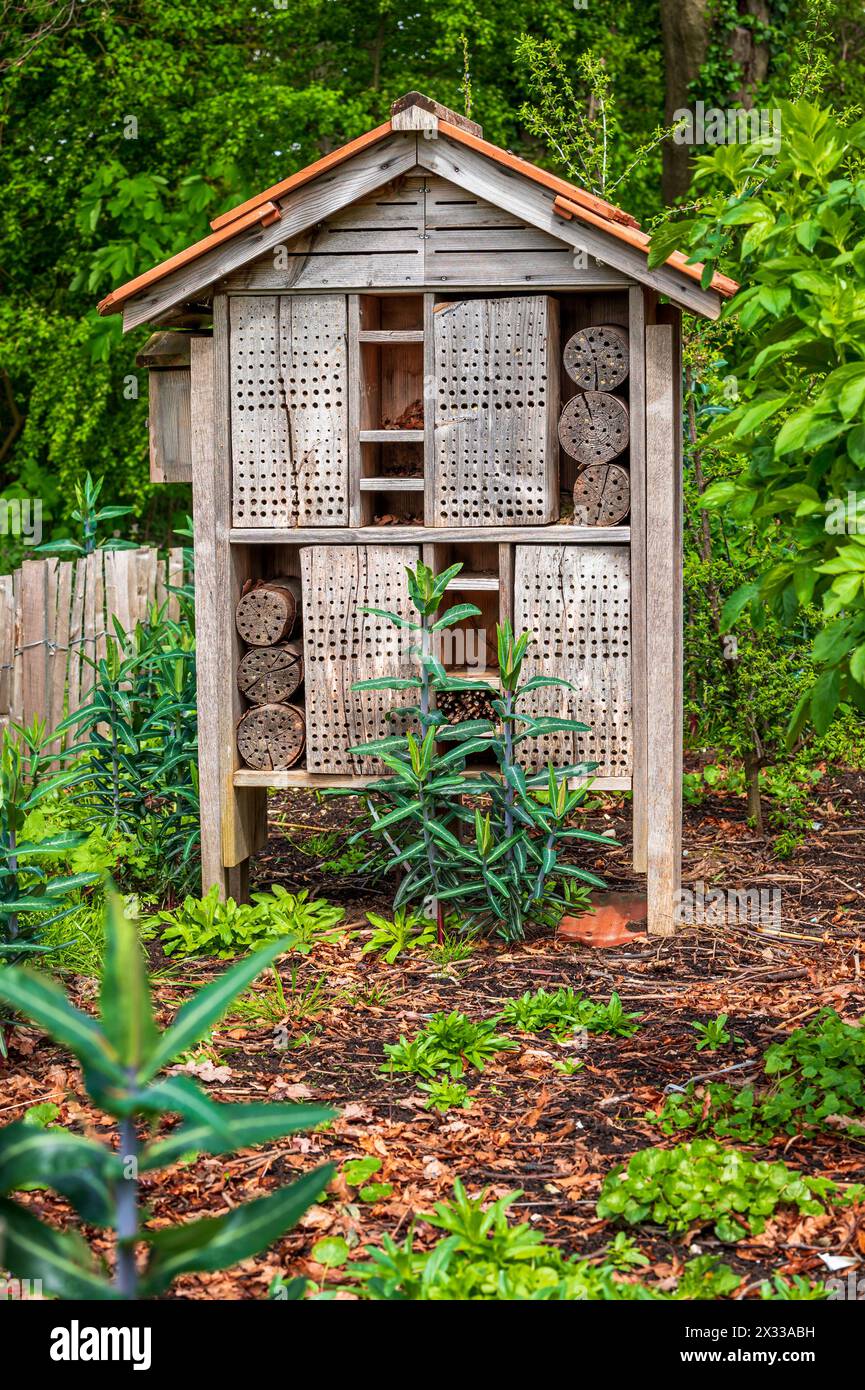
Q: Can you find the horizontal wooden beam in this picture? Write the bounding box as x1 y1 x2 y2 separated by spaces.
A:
230 525 630 545
234 767 631 791
359 477 425 491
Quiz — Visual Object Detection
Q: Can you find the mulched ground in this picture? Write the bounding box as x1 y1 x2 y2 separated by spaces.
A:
2 765 863 1300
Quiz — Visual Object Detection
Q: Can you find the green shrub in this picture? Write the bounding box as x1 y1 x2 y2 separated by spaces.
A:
362 908 436 963
0 894 334 1299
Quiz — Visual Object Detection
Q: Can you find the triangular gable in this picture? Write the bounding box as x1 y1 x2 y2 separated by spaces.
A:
101 105 737 329
218 169 632 296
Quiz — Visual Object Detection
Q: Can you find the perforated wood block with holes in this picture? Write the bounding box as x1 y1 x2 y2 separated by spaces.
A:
513 545 632 778
300 544 420 774
230 294 348 527
433 296 560 526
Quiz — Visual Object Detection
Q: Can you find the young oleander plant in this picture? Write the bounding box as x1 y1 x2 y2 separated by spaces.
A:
0 893 334 1299
335 561 611 941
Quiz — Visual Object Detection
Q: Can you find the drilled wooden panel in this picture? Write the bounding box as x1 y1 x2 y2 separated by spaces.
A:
513 545 631 777
230 294 348 526
301 544 419 773
433 296 559 526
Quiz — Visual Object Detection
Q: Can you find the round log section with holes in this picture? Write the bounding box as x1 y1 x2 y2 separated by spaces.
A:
563 325 630 391
558 391 630 466
237 641 304 706
572 464 631 527
235 578 301 646
237 702 306 771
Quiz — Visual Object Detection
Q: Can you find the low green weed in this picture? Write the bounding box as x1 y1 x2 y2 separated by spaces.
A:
597 1139 864 1242
649 1010 865 1140
338 1181 825 1301
362 908 436 963
499 987 642 1039
419 1079 472 1113
382 1010 516 1079
153 886 344 959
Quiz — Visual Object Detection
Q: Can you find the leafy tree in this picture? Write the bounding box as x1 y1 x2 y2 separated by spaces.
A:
651 98 865 738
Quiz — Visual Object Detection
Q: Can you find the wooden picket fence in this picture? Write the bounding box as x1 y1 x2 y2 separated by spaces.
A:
0 546 186 750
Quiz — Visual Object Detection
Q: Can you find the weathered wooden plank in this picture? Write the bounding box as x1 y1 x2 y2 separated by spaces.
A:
433 296 559 526
210 297 269 881
167 547 184 620
514 544 632 779
629 287 649 874
20 561 49 733
67 557 87 721
233 767 631 791
231 524 630 544
148 368 192 483
229 293 349 528
645 321 682 935
300 544 420 774
0 574 13 729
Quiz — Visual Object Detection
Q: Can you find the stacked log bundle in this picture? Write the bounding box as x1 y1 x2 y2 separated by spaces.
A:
235 577 301 646
237 702 306 771
235 577 306 768
558 390 629 467
436 686 496 724
572 462 631 526
559 326 631 524
237 641 304 705
563 325 629 391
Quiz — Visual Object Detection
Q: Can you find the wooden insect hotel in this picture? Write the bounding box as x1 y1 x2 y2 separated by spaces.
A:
99 93 737 935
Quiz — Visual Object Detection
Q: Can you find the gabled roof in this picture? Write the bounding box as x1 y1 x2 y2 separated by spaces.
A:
98 93 738 322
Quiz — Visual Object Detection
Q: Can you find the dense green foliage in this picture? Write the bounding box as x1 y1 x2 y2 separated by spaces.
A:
0 894 333 1299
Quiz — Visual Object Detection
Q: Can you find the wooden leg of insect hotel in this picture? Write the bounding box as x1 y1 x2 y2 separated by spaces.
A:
645 319 683 935
191 326 265 902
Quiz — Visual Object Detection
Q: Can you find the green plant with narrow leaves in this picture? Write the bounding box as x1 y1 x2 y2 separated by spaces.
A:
691 1013 734 1053
34 472 135 559
382 1009 517 1079
0 894 334 1299
0 722 98 973
334 562 610 940
499 987 642 1039
49 604 200 893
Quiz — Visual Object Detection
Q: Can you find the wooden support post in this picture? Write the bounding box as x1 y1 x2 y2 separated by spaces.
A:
192 305 267 901
628 287 648 873
645 321 683 934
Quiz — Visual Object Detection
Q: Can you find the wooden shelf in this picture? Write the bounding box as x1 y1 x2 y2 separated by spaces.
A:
445 573 499 591
358 329 424 343
359 429 424 444
231 525 630 545
359 476 425 492
444 668 502 687
233 765 631 791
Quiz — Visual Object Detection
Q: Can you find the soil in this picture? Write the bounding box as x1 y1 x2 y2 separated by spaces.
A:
2 764 863 1300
